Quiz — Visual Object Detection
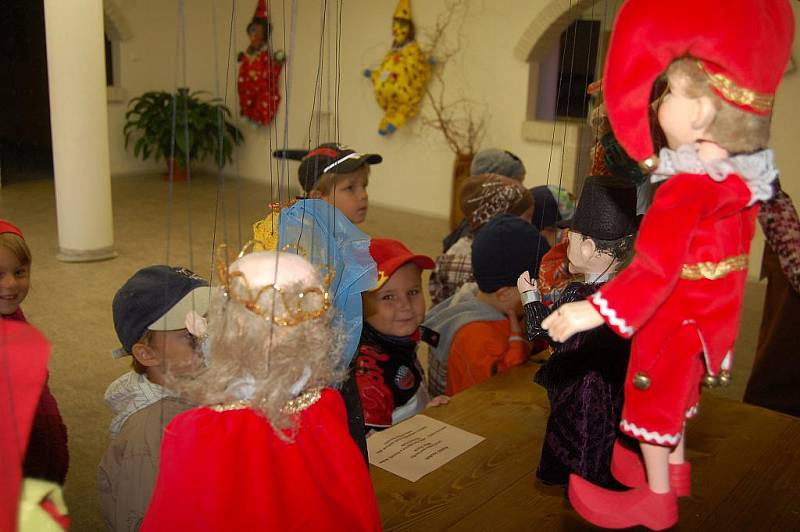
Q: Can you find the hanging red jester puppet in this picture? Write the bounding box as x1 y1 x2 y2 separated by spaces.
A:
541 0 794 529
237 0 285 126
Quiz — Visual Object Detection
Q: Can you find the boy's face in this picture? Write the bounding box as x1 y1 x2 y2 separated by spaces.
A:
364 263 425 337
0 246 29 316
322 166 369 224
137 328 202 380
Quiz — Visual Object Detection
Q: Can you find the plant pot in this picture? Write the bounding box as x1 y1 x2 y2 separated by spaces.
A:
449 152 475 230
163 157 189 182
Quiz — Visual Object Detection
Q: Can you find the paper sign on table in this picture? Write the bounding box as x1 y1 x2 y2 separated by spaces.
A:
367 414 485 482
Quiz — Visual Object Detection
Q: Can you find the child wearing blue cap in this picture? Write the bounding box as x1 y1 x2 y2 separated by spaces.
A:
98 266 209 531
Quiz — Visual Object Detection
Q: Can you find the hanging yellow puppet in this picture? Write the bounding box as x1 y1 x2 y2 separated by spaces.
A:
364 0 432 136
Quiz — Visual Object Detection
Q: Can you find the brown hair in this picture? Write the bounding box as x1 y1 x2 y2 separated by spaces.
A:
312 165 371 196
0 233 31 266
667 58 771 153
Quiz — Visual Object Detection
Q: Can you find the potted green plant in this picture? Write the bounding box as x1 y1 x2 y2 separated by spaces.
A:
123 88 244 180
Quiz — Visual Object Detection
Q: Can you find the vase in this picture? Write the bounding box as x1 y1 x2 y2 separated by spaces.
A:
449 152 474 230
164 157 189 182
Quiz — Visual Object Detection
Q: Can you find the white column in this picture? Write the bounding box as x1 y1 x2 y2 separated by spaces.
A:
44 0 116 262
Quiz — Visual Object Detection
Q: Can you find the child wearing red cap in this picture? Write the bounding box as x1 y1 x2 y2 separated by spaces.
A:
355 238 444 430
543 0 795 528
0 220 69 486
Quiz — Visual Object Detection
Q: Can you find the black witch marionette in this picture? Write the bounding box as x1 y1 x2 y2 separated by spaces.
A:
517 176 637 488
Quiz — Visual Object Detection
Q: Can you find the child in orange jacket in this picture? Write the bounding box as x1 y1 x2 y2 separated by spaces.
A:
423 215 549 396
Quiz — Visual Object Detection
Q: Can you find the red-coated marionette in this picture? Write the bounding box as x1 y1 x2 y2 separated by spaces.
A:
0 321 69 530
237 0 285 126
542 0 795 529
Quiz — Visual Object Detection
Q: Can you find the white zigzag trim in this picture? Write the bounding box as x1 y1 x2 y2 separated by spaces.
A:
620 419 681 445
591 292 635 336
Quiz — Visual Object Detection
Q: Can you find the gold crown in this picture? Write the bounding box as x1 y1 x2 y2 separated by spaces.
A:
215 242 333 326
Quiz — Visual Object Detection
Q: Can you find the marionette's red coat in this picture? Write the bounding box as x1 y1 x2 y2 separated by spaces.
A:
237 49 282 126
0 321 51 532
589 172 757 445
141 389 381 531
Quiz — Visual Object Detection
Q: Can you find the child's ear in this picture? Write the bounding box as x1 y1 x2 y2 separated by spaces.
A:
131 342 161 368
496 286 514 303
309 190 323 199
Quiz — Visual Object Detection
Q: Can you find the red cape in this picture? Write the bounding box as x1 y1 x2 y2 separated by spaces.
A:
0 320 50 531
142 389 381 531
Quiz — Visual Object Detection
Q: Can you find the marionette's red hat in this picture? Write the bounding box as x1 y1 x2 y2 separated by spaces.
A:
603 0 795 165
0 321 50 531
253 0 268 19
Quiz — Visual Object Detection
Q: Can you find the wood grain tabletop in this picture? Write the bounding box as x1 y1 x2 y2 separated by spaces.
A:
369 363 800 531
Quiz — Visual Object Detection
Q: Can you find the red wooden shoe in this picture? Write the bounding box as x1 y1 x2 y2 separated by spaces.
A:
610 440 647 488
568 474 678 531
610 441 692 497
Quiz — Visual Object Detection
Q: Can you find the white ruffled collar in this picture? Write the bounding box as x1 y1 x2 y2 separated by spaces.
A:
585 272 611 284
652 144 777 205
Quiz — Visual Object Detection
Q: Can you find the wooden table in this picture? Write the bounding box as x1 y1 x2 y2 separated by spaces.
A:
369 364 800 531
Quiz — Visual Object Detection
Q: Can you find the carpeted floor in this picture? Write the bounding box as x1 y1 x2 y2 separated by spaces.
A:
0 174 766 531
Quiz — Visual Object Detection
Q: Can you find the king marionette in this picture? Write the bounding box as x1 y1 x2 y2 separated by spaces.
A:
542 0 795 529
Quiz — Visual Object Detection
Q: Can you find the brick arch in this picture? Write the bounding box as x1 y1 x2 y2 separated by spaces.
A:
514 0 601 62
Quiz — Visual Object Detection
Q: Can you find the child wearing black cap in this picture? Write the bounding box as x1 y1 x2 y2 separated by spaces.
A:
299 143 382 225
423 214 550 396
98 266 209 532
253 143 382 251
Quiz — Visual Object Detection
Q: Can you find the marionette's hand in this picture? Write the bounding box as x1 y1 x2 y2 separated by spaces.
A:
541 300 604 342
363 68 373 78
273 50 287 63
517 271 538 295
427 395 450 408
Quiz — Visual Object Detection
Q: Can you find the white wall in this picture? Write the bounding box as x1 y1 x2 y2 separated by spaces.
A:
108 0 800 281
107 0 570 217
